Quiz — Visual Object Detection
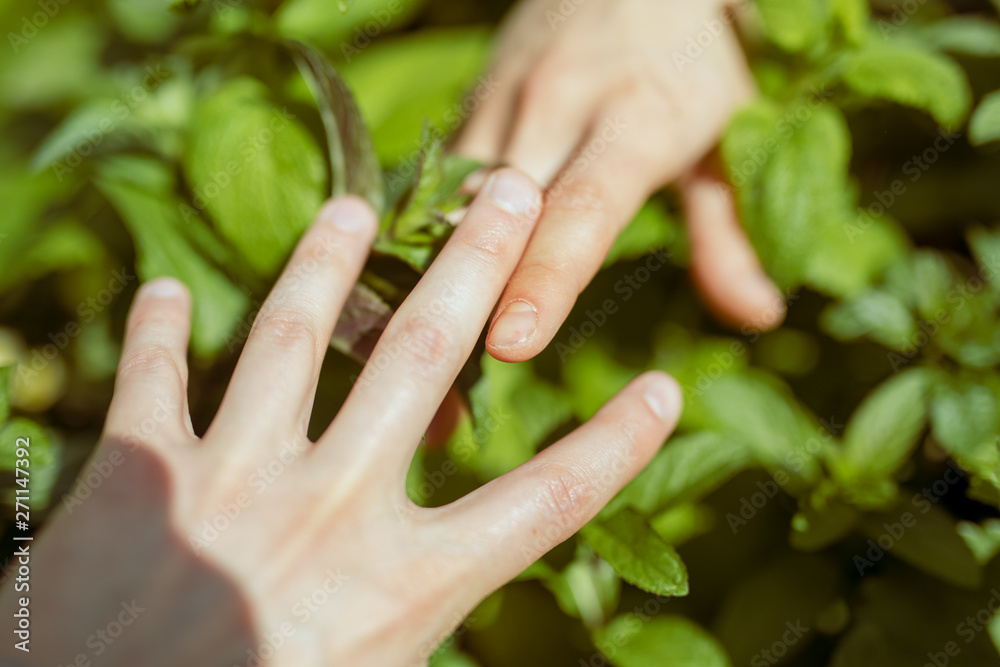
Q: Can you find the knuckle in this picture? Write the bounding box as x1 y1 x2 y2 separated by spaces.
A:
547 180 608 218
519 70 557 113
251 307 321 352
118 342 185 385
301 226 351 265
520 57 574 111
399 316 462 369
519 252 583 297
455 224 512 267
537 463 593 529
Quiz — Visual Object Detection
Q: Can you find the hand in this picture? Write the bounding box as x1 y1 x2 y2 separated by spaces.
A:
455 0 786 362
0 170 682 667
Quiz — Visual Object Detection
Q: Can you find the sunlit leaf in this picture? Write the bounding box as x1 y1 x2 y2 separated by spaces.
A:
96 155 249 357
594 615 732 667
582 508 689 597
970 90 1000 146
837 43 972 129
184 78 326 275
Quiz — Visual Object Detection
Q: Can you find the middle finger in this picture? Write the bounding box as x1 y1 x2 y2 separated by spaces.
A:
317 168 542 483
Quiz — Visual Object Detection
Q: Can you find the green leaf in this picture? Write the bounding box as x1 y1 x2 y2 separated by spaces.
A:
0 418 61 510
884 250 955 320
970 90 1000 146
919 16 1000 58
649 503 715 545
391 129 445 238
428 646 479 667
835 369 933 502
652 327 750 431
804 211 908 300
721 102 784 283
757 102 850 287
593 615 732 667
694 372 825 489
30 65 191 172
275 0 423 53
859 503 981 589
754 0 831 53
108 0 180 43
562 343 636 421
340 28 491 165
0 218 105 293
582 508 689 597
0 14 103 110
725 102 856 290
837 43 972 129
791 499 861 552
720 99 782 178
957 519 1000 565
612 432 753 515
290 40 384 213
930 381 998 458
969 226 1000 285
95 155 249 358
604 201 679 267
820 289 917 350
0 166 70 273
930 380 1000 490
833 0 870 45
541 543 620 628
30 99 131 171
184 78 327 275
374 131 480 271
468 356 572 479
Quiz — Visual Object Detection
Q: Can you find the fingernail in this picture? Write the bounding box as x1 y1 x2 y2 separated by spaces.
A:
320 197 376 233
142 278 186 299
486 169 541 217
490 300 538 347
643 374 682 423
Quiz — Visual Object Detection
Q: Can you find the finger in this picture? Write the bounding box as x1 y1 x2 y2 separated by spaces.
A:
451 5 555 163
318 168 543 481
502 65 610 185
485 123 659 363
452 59 528 164
105 278 193 447
683 162 785 330
437 372 682 591
451 77 516 165
208 197 377 446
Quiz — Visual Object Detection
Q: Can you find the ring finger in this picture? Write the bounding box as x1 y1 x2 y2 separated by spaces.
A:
206 197 377 454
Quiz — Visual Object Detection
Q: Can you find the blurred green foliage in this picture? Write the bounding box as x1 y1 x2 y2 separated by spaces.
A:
2 0 1000 664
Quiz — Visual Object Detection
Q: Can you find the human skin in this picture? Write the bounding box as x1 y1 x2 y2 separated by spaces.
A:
454 0 786 359
0 170 682 666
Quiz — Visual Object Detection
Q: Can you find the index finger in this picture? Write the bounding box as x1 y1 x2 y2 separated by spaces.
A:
485 126 660 362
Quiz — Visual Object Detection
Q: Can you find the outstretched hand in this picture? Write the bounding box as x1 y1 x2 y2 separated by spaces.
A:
0 171 682 667
455 0 785 361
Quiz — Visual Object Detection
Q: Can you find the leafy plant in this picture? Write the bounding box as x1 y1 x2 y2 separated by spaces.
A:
2 0 1000 664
